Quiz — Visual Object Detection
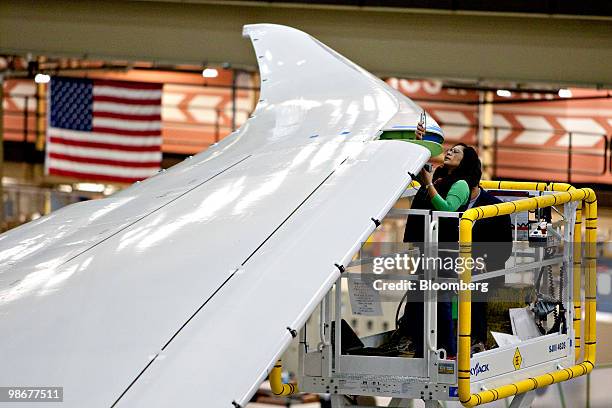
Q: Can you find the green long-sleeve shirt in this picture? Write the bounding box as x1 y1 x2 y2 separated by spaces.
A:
430 179 470 211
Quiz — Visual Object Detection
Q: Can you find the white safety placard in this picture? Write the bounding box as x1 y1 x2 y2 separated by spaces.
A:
348 273 383 316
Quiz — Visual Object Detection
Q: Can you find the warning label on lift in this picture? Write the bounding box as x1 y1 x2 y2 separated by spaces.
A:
438 361 455 375
513 348 523 370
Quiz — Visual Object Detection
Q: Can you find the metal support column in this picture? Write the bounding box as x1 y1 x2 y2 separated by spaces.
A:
231 69 237 132
567 132 573 183
478 90 494 180
35 64 46 152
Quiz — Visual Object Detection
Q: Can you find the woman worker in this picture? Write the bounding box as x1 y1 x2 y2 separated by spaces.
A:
400 143 482 358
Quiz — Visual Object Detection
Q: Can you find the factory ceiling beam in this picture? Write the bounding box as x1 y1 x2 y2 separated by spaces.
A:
1 0 611 87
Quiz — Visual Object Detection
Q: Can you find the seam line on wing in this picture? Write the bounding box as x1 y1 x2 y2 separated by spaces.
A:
60 155 252 269
241 156 348 266
110 272 238 407
110 156 349 407
110 352 160 407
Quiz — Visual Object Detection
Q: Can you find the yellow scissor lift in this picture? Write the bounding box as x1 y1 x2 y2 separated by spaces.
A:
269 180 596 407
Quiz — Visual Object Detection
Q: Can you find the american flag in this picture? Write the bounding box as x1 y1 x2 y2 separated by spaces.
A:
46 77 162 183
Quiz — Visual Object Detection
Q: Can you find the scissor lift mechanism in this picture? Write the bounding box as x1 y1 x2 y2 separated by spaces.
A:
292 181 596 407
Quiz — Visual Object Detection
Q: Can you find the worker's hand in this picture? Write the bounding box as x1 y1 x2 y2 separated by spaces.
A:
419 166 433 185
415 121 425 140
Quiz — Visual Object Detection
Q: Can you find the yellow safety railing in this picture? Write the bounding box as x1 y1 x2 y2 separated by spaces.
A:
269 359 299 396
457 188 596 407
413 180 584 359
410 180 586 361
480 181 583 360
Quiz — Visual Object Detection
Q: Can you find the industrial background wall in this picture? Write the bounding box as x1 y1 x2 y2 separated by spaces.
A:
1 0 611 87
2 2 612 407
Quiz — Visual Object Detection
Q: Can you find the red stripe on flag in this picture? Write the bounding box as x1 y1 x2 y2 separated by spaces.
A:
49 153 160 168
49 136 160 152
93 95 161 105
94 79 163 90
48 168 146 184
94 111 162 121
92 127 160 137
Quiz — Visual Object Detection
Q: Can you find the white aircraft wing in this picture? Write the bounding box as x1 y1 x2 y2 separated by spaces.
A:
0 24 437 407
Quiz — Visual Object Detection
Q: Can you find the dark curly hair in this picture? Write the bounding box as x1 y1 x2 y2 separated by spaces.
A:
433 143 482 189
